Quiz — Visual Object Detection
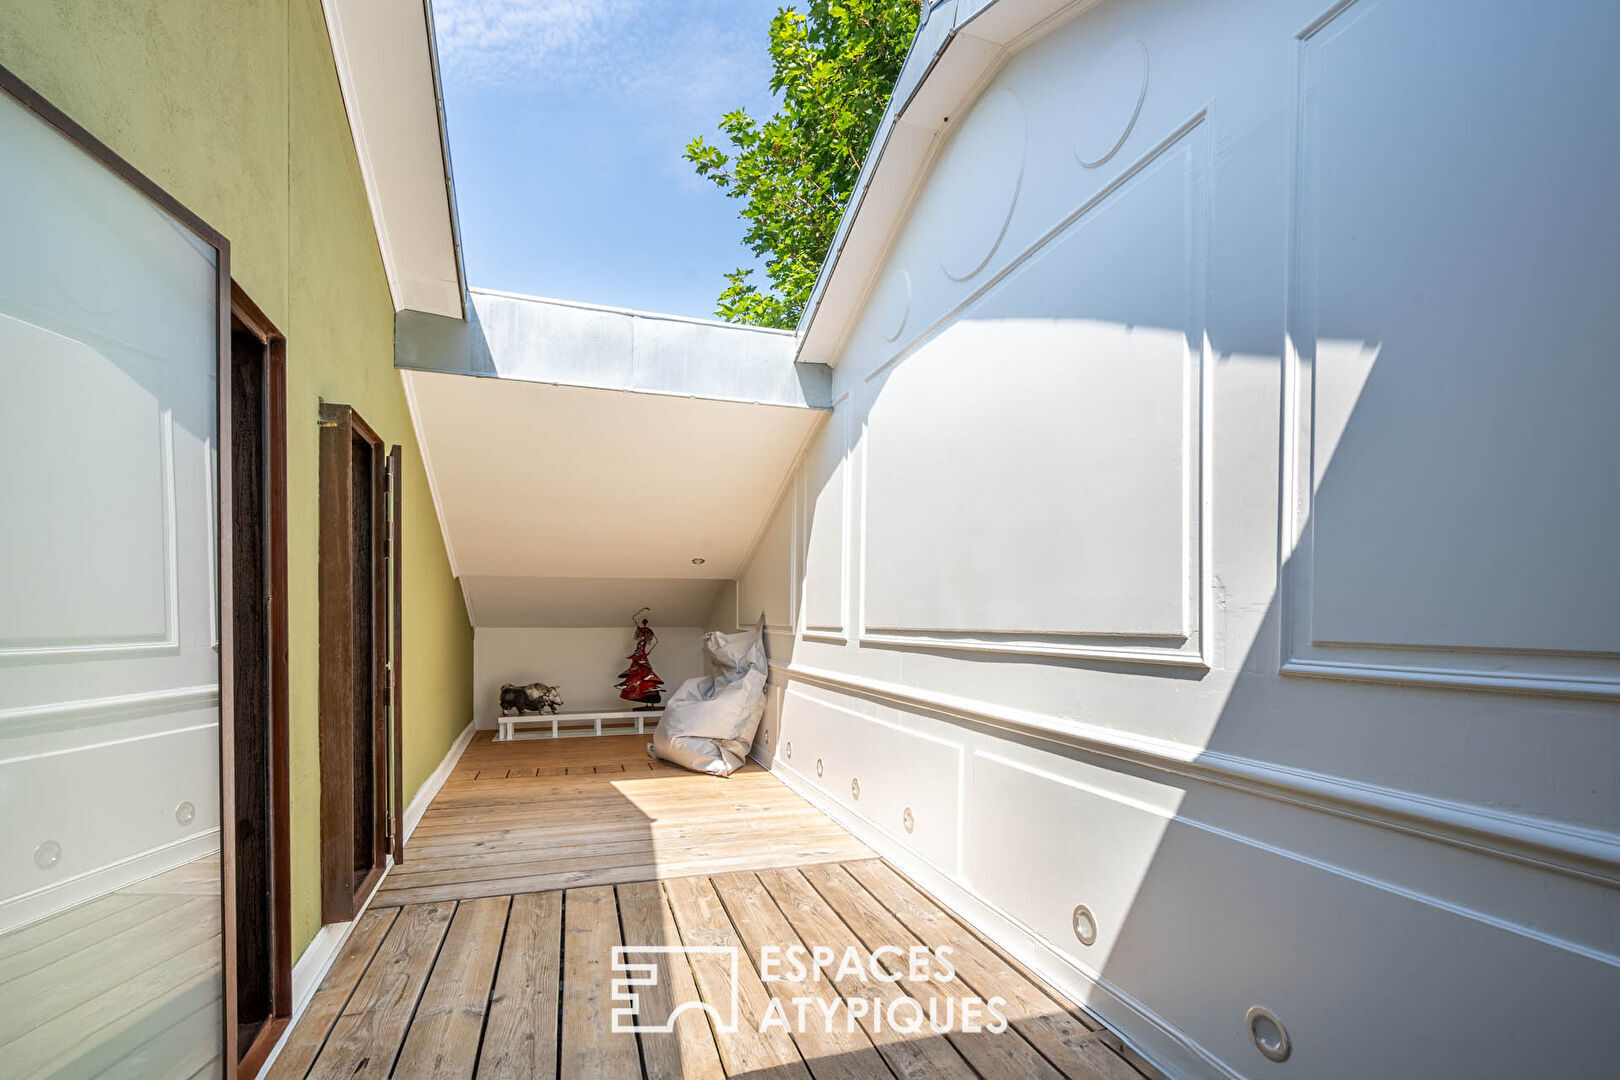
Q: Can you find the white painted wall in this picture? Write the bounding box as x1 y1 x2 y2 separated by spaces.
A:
741 1 1620 1077
472 626 706 729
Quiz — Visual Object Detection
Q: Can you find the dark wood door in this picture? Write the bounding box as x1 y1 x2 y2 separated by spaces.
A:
386 445 405 863
229 289 291 1080
318 404 390 923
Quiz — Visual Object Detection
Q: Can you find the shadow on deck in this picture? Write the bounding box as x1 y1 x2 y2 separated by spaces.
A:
267 733 1149 1080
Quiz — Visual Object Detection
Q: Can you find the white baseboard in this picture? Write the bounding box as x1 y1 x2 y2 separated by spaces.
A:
256 718 475 1079
752 745 1227 1080
0 829 220 934
404 719 475 843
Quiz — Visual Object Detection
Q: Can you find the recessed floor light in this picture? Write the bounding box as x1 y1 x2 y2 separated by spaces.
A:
1072 904 1097 946
1246 1006 1291 1063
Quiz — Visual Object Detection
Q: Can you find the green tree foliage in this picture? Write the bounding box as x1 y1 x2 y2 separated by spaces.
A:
685 0 920 328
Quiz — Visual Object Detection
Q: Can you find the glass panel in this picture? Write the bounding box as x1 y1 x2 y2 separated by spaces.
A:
0 88 223 1076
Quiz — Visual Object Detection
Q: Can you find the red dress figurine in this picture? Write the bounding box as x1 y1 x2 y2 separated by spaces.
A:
617 608 665 709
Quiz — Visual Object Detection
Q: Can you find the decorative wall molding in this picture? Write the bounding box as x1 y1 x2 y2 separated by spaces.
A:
0 828 218 935
856 112 1213 669
764 470 800 638
780 683 966 873
856 629 1208 666
751 738 1226 1080
800 392 852 642
1277 0 1620 701
776 661 1620 888
1073 38 1149 168
0 409 181 662
0 684 219 735
937 87 1027 282
876 270 911 343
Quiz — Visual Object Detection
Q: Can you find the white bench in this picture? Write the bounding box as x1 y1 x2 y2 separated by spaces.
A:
496 708 664 742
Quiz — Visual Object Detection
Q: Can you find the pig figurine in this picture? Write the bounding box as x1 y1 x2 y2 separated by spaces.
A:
499 682 563 715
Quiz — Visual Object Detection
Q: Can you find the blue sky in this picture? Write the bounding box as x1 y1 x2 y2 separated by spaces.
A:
433 0 787 319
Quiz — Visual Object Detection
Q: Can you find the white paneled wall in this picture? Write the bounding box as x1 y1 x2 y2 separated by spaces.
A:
472 626 706 729
0 87 224 936
739 1 1620 1076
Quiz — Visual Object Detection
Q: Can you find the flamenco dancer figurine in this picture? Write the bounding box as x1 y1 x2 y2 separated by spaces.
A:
617 607 665 710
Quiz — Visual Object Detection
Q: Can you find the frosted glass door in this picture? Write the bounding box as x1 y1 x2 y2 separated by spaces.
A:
0 88 225 1076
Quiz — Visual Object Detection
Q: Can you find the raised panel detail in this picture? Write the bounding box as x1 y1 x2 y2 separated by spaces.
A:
740 477 796 633
935 88 1026 282
801 401 849 637
1283 0 1620 695
862 119 1208 664
780 687 961 873
0 716 220 918
0 317 178 658
965 748 1620 1078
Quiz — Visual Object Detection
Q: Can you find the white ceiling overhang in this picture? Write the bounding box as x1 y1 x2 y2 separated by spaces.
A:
321 0 465 317
399 291 830 627
796 0 1104 365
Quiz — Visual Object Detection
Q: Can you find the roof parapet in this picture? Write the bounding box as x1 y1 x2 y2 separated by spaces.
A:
396 288 831 410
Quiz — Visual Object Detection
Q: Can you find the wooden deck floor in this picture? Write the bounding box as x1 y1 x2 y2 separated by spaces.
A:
0 855 222 1080
271 734 1144 1080
374 733 877 907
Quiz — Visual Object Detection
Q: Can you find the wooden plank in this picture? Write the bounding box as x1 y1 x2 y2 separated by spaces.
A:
411 801 847 840
3 936 219 1079
403 808 846 861
795 864 1065 1080
840 861 1139 1080
709 871 892 1080
421 773 782 813
374 846 872 908
616 880 725 1080
386 827 863 888
305 901 454 1080
266 908 398 1079
0 897 217 1038
0 895 166 985
662 874 811 1080
392 895 511 1078
394 827 861 884
559 886 641 1079
93 999 219 1080
478 892 563 1080
758 868 980 1080
410 796 828 838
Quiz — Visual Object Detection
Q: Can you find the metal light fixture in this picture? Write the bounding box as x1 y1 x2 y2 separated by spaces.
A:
1071 904 1098 946
902 807 915 833
1246 1006 1291 1063
851 778 861 800
816 758 824 777
691 557 706 565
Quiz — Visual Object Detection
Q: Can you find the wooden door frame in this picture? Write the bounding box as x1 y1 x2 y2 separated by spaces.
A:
0 62 241 1070
229 285 293 1079
318 402 390 923
387 445 405 863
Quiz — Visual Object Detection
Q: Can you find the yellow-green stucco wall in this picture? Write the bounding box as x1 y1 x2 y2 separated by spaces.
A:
0 1 474 960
